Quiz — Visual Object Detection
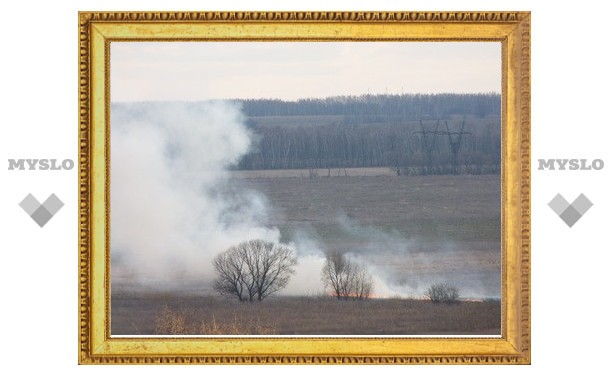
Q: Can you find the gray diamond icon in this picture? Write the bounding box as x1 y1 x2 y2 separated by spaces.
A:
19 193 41 215
559 205 582 228
19 193 64 227
42 194 64 214
30 206 53 227
547 193 570 216
571 193 593 215
549 193 593 228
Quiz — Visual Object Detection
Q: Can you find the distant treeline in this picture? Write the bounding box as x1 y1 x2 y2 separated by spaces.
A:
240 93 500 120
237 93 501 175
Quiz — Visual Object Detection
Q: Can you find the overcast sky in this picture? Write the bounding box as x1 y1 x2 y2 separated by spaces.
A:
111 42 501 102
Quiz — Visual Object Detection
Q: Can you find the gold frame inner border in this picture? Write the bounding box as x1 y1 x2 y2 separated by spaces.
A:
78 11 530 364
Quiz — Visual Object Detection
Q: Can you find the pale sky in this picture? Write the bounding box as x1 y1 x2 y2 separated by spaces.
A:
111 42 501 102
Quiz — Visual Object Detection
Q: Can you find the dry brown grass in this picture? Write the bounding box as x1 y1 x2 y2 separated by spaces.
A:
115 293 500 336
154 306 196 334
199 316 276 335
154 305 277 335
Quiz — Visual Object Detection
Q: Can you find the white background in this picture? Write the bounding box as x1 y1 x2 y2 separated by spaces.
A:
1 0 611 375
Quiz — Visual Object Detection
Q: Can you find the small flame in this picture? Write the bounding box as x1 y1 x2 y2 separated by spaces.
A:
326 291 383 299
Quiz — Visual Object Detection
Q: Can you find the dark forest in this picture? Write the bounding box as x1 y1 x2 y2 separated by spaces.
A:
237 93 501 175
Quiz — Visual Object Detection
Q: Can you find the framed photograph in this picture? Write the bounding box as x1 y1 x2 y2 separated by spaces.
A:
79 11 530 364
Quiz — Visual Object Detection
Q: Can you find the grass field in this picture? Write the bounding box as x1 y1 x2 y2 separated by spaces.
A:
112 170 501 335
112 293 501 336
229 171 501 299
235 170 501 240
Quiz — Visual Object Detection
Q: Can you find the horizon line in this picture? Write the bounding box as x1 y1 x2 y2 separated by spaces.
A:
111 91 502 104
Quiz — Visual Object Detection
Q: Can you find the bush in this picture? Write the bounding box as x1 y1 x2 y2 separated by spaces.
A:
425 283 460 304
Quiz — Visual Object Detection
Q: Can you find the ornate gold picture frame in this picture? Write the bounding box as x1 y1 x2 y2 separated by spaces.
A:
78 11 530 364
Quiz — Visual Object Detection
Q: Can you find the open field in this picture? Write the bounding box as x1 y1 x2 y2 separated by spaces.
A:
234 171 501 240
231 166 397 179
112 171 501 334
112 293 501 336
228 171 501 299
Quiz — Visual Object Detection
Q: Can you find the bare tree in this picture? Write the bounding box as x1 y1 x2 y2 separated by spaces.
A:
353 264 374 300
213 240 297 302
321 252 349 299
425 283 460 304
321 252 373 300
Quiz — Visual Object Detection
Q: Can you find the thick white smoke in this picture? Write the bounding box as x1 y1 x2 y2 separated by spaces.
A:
110 101 400 297
110 102 280 290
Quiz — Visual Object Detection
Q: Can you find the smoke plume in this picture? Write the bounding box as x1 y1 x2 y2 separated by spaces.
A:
111 101 280 291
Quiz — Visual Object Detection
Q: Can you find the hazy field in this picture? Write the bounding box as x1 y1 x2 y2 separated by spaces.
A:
229 170 501 299
112 293 501 336
112 169 501 335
